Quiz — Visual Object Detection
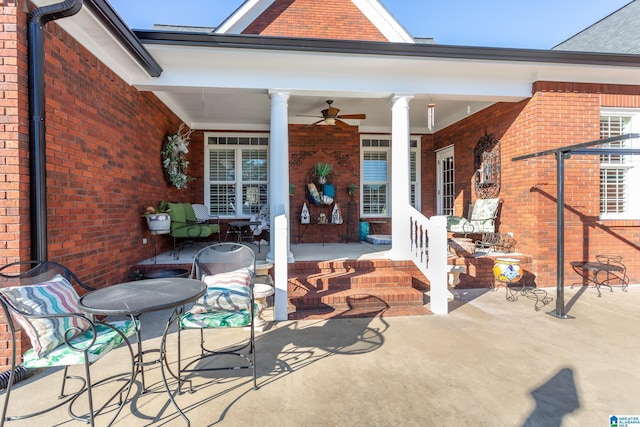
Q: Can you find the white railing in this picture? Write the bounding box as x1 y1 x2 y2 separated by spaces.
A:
407 206 449 314
271 206 449 317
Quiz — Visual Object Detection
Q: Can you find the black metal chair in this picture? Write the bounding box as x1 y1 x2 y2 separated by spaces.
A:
0 261 137 426
162 243 257 394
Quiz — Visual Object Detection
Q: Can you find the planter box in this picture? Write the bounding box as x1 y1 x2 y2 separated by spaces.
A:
146 213 171 233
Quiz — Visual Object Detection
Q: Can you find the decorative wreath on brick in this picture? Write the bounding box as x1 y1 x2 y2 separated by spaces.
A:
161 124 195 189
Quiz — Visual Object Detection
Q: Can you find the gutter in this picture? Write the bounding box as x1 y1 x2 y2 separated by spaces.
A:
28 0 84 261
133 30 640 68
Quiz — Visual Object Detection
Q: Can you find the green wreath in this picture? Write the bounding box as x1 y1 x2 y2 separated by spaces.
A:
161 130 195 189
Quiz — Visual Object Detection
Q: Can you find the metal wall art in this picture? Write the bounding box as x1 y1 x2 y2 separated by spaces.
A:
474 132 501 198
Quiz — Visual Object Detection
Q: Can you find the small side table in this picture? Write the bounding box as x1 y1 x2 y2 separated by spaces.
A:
150 229 170 263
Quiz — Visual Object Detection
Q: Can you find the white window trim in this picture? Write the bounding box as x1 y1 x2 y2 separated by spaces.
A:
204 132 270 219
360 135 420 218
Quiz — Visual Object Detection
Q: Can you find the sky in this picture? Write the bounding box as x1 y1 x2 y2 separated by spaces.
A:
107 0 632 49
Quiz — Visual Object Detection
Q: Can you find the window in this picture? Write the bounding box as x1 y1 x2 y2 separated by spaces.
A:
205 134 269 217
599 111 640 219
361 137 420 217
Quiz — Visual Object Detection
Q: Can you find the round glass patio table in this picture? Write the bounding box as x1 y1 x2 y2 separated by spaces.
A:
79 278 206 425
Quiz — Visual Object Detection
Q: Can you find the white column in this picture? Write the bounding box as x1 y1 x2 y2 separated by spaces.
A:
388 94 413 260
267 90 294 263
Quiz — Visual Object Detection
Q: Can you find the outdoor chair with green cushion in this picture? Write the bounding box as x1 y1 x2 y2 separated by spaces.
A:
447 198 501 236
168 202 220 259
161 243 257 394
0 261 137 427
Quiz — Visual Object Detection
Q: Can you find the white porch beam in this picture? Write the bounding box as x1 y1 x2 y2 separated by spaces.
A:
388 94 414 261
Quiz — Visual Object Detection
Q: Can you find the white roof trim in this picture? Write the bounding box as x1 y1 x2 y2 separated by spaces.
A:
214 0 414 43
215 0 275 34
351 0 414 43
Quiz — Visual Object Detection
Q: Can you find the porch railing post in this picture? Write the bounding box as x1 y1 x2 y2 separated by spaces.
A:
273 213 289 321
428 215 449 314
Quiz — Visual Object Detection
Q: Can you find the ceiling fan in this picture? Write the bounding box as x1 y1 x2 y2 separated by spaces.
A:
299 100 366 127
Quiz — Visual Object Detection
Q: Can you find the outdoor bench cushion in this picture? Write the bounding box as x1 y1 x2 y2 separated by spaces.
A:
168 202 220 238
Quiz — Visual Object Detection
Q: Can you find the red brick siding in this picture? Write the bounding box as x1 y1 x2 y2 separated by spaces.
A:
0 0 29 266
420 134 436 217
243 0 388 41
289 124 361 242
0 1 30 366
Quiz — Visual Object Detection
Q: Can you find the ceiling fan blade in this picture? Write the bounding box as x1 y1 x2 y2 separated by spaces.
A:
335 119 350 127
297 114 323 118
308 119 325 126
336 114 366 120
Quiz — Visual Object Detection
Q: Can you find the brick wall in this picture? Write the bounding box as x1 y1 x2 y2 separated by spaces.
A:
42 25 187 288
0 0 30 369
1 6 187 283
243 0 388 41
289 124 361 242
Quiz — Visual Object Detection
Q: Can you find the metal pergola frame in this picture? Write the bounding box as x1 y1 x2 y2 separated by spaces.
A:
513 133 640 319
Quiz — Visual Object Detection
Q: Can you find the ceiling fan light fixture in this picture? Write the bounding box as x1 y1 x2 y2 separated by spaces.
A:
324 117 336 125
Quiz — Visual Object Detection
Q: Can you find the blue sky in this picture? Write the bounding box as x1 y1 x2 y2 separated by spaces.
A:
108 0 631 49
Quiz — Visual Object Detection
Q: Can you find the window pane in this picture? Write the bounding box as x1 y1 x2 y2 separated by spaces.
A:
209 184 236 215
209 149 235 181
600 116 630 164
363 184 387 215
600 169 627 214
241 149 268 181
363 151 387 181
442 156 455 216
242 184 268 215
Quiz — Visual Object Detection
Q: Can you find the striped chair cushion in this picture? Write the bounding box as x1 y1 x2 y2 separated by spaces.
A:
0 275 91 357
22 319 138 368
181 269 252 329
190 269 252 313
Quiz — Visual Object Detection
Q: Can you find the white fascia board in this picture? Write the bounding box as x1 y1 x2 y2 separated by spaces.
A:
352 0 415 43
136 45 539 99
215 0 276 34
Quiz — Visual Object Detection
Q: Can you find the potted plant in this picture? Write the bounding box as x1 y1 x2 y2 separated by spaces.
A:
142 200 171 233
314 162 333 184
347 183 358 197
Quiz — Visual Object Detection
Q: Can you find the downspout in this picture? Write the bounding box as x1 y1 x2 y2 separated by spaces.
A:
28 0 83 260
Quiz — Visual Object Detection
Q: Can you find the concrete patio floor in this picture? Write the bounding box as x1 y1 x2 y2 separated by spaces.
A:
3 284 638 426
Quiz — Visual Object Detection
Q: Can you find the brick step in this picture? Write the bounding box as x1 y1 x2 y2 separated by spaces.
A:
287 287 425 313
287 259 403 276
289 269 413 291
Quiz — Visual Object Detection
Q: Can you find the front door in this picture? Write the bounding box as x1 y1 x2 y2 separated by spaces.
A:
436 146 455 215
